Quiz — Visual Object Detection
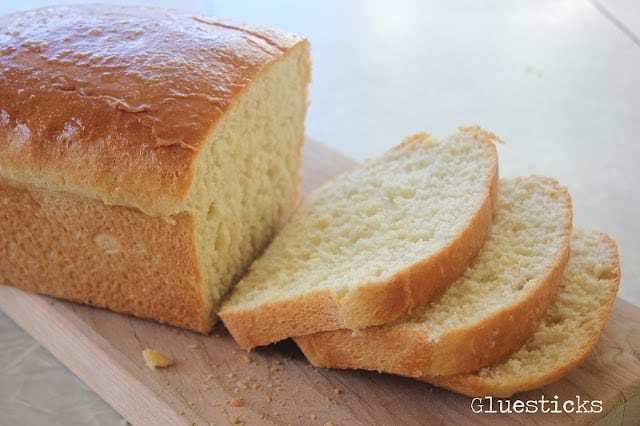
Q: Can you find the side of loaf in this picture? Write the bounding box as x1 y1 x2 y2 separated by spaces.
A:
220 127 500 348
426 228 621 397
294 176 573 377
0 5 310 332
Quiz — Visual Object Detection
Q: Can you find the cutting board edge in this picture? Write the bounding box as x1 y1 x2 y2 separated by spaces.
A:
0 286 197 426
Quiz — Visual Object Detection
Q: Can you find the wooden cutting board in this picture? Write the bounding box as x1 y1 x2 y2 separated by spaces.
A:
1 140 639 425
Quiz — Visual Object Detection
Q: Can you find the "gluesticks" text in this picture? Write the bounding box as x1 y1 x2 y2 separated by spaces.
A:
470 395 603 414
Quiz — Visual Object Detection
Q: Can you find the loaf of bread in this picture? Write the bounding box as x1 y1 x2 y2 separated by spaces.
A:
220 127 499 348
0 5 310 332
427 229 620 397
295 176 573 376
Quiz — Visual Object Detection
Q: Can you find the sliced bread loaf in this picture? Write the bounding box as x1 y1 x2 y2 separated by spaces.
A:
0 5 310 332
426 228 620 397
220 127 499 348
295 176 572 376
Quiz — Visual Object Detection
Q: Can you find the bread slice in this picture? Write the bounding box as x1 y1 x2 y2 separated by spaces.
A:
426 228 620 397
0 5 310 332
220 127 499 348
295 176 573 376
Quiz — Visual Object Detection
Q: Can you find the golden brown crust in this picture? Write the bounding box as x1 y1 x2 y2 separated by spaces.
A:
0 179 209 332
0 5 305 216
220 135 499 349
294 182 573 377
426 230 621 397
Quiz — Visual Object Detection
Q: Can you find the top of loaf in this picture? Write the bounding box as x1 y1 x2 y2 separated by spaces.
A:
0 5 306 215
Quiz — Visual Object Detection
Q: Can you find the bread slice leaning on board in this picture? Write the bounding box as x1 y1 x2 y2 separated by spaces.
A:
294 176 573 377
220 127 500 348
426 228 620 397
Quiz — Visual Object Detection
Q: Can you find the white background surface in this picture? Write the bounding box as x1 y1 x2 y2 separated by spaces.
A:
1 0 639 423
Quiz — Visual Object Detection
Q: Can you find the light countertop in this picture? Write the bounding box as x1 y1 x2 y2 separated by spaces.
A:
1 0 639 424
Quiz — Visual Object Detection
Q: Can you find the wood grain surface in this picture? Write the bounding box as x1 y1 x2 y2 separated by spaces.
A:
1 140 639 425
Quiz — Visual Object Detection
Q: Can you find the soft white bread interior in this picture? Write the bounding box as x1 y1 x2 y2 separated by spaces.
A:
295 176 573 376
426 229 620 397
220 127 499 348
0 5 310 332
186 40 310 328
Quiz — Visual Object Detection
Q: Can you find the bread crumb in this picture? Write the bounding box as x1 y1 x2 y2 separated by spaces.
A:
324 422 336 426
236 380 249 390
142 349 174 369
188 344 198 349
227 398 244 407
242 354 252 364
310 414 317 420
229 415 242 424
333 387 342 394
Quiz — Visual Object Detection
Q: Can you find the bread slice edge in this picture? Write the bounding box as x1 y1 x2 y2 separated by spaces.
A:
425 228 621 397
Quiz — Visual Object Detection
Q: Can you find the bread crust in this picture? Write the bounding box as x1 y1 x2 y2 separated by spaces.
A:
0 179 209 332
426 230 621 397
220 131 499 348
294 178 573 377
0 5 305 216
